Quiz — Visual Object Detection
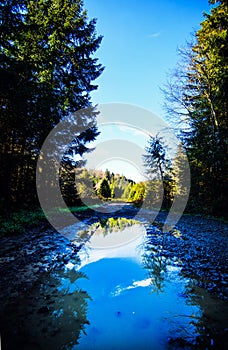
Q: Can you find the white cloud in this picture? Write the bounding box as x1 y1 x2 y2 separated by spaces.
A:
111 278 152 297
117 124 149 138
148 31 162 38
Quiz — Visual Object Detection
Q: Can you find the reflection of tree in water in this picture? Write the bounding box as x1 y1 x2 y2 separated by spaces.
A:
143 227 228 348
142 238 169 293
165 281 228 349
1 266 90 350
78 217 141 239
142 224 184 293
181 283 228 349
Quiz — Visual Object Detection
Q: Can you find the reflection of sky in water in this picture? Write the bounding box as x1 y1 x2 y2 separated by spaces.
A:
77 232 145 269
82 222 145 249
70 220 202 349
2 219 227 349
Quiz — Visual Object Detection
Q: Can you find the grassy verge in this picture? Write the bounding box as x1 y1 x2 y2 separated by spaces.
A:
0 204 101 237
0 208 46 237
58 204 102 213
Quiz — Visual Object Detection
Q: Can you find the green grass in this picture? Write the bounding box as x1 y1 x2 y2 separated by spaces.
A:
0 204 101 237
58 204 101 213
0 208 46 237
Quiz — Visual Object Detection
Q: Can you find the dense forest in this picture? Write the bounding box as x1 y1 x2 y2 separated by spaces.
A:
0 0 227 227
0 0 103 212
163 0 228 216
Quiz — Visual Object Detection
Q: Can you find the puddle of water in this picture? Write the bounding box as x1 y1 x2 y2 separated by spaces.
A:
1 218 227 349
72 221 201 349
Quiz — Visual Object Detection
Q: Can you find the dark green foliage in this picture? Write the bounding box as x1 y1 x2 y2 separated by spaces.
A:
143 136 175 208
0 0 103 211
163 1 228 216
144 135 168 182
97 178 111 199
59 165 81 207
0 208 45 236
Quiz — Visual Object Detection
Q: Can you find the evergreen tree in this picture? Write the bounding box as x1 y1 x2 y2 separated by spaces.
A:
163 0 228 215
0 0 103 209
143 135 169 182
97 178 111 199
104 169 111 181
143 135 174 208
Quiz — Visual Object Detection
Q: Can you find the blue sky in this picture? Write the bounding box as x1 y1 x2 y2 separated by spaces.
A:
85 0 212 115
83 0 213 181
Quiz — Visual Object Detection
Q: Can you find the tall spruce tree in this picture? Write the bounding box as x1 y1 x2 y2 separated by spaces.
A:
0 0 103 209
143 135 175 208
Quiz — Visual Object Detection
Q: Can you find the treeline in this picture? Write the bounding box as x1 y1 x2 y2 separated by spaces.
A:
163 0 227 217
61 167 146 205
67 154 185 210
0 0 103 213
